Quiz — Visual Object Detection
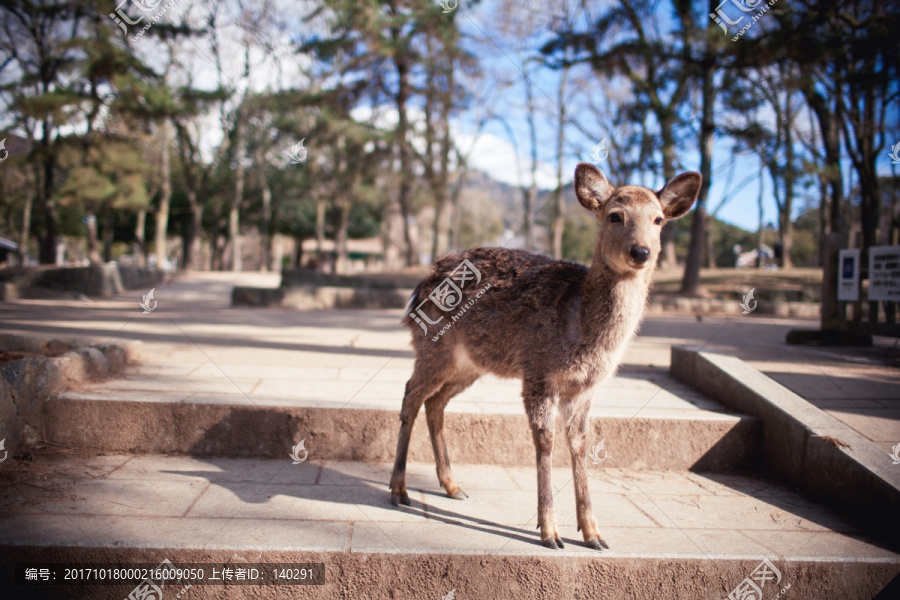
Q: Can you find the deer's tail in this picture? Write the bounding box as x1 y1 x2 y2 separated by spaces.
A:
401 280 427 325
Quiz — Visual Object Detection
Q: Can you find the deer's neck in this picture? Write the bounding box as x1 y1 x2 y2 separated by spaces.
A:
582 254 652 356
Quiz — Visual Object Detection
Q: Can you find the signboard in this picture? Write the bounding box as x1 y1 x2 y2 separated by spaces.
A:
868 245 900 302
837 249 860 301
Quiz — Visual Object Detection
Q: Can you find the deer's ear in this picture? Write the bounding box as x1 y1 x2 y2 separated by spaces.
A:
575 163 615 212
657 172 702 219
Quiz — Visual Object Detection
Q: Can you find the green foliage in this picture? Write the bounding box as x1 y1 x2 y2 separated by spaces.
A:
55 140 151 216
707 218 759 267
792 228 817 266
275 196 317 240
561 213 597 263
346 196 382 239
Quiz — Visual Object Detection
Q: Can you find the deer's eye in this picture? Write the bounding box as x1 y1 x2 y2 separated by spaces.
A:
609 213 622 223
654 217 663 225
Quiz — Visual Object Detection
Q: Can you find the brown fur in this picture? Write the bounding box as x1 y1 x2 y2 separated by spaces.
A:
390 163 701 550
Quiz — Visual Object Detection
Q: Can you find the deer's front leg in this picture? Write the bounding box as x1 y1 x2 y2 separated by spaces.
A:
564 393 609 551
524 380 562 549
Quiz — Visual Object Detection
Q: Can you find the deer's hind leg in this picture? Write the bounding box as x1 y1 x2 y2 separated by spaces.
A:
390 361 452 507
425 372 478 500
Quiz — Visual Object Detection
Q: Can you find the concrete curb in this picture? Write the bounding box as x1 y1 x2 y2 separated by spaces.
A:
1 546 896 600
645 296 820 318
231 284 822 316
42 398 759 471
670 345 900 545
232 285 412 309
0 264 165 300
0 335 141 458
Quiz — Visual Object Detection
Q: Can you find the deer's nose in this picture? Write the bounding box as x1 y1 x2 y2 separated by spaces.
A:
630 246 651 264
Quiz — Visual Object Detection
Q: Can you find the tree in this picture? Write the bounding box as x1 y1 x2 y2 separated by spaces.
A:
171 84 230 269
302 0 459 267
56 139 151 262
1 0 94 263
420 22 474 261
768 0 898 254
544 0 695 268
679 0 726 294
721 63 805 268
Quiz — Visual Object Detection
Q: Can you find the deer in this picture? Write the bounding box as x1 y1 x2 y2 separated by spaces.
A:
390 163 701 550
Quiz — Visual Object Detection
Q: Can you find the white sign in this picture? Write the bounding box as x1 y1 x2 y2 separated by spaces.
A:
837 249 860 301
868 245 900 302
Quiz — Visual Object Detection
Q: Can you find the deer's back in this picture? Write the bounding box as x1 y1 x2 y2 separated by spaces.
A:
406 247 597 379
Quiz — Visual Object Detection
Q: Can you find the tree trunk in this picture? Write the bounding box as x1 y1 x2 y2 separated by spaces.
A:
449 168 468 252
885 163 898 246
392 7 417 266
658 120 678 268
524 69 537 252
780 89 795 268
431 187 449 262
706 222 716 269
85 214 102 265
425 40 453 264
817 176 827 266
430 106 453 263
183 190 203 270
19 180 33 264
552 65 569 260
803 82 844 237
134 210 146 268
294 236 304 268
856 80 880 253
315 195 326 269
155 120 171 270
229 107 245 272
256 143 273 272
757 166 765 269
681 17 716 295
272 234 283 272
102 207 114 263
39 117 58 264
779 211 793 269
335 199 349 274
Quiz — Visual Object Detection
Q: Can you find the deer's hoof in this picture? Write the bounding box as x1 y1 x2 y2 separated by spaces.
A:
542 537 564 550
390 492 410 507
585 537 609 551
450 489 468 500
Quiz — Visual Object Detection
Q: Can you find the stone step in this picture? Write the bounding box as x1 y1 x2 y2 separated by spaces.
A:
1 452 897 599
44 391 759 471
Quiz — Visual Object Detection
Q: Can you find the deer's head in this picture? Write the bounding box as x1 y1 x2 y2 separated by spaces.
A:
575 163 701 276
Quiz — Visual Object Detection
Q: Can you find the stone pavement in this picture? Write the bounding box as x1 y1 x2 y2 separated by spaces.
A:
1 450 893 562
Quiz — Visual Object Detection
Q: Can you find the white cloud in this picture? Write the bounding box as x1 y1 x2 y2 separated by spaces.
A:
351 104 562 191
454 130 561 190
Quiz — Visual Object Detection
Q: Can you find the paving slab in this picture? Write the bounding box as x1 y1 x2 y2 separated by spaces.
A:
1 451 897 599
2 451 891 555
